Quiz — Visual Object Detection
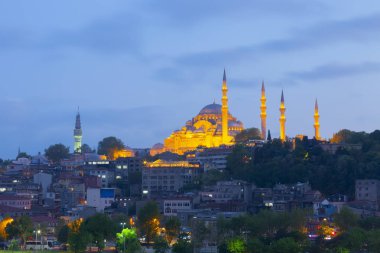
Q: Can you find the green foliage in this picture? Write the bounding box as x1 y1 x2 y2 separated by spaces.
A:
68 228 90 253
333 227 367 252
81 144 95 153
8 239 20 251
226 129 380 196
235 127 262 143
57 225 69 244
97 136 125 158
331 129 368 144
172 238 192 253
153 236 169 253
83 214 117 251
201 170 229 186
5 216 33 247
45 143 70 163
137 201 160 243
164 217 181 244
16 152 31 159
333 207 358 231
116 228 141 253
270 237 301 253
192 220 210 248
227 237 246 253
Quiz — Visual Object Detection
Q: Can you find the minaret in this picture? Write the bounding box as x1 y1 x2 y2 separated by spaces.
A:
221 69 229 144
260 81 267 140
74 108 82 153
314 99 320 140
279 90 286 142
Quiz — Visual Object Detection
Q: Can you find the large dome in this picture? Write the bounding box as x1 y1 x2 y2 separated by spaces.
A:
199 103 222 115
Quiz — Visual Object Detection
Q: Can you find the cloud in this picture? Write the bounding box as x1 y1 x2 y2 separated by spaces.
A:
145 0 326 27
288 62 380 81
174 13 380 68
0 13 142 54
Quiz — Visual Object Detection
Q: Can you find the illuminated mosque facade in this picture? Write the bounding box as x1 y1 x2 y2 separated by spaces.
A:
150 70 322 155
152 70 244 155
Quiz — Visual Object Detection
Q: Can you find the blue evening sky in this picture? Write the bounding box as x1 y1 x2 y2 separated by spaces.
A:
1 0 380 158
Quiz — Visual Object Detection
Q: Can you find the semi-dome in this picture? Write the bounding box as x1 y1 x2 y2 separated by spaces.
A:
199 103 222 115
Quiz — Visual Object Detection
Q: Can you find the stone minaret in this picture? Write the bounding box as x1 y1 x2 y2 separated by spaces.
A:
74 109 82 153
221 69 229 144
260 81 267 140
314 99 320 140
279 90 286 142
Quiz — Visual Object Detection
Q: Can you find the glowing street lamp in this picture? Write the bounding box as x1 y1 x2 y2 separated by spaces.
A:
33 229 41 251
120 222 126 253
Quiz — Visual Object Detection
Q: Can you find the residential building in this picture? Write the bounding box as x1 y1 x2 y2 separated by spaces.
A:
142 160 201 197
163 197 192 216
0 195 32 209
86 188 115 212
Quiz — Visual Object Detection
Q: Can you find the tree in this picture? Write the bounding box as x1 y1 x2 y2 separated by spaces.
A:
16 152 31 159
270 237 301 253
116 228 141 253
153 236 169 253
97 136 125 159
5 216 33 248
172 238 192 253
334 207 358 231
0 217 13 240
334 227 367 252
57 225 69 244
235 127 262 143
164 217 181 244
68 218 90 253
83 214 117 252
137 201 160 243
227 237 246 253
330 129 368 144
81 144 95 153
45 143 70 163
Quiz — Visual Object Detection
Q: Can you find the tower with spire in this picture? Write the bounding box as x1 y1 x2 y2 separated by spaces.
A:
314 99 320 140
221 69 229 144
74 109 82 153
260 81 267 140
279 90 286 142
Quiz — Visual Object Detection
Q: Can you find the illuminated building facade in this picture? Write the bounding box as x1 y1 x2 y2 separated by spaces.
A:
73 110 82 153
159 70 244 155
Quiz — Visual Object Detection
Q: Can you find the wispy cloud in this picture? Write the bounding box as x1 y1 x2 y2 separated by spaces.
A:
288 62 380 81
145 0 326 26
0 13 142 54
174 13 380 68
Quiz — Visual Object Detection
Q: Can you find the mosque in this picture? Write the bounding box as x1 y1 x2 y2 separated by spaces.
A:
151 70 244 155
150 69 322 156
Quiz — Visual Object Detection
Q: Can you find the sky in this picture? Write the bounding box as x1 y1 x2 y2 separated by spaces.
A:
1 0 380 159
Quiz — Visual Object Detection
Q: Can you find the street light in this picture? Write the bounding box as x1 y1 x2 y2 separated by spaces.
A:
33 229 41 252
120 222 126 253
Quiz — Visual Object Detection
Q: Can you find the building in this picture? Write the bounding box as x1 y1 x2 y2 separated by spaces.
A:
200 181 246 203
86 188 115 212
33 172 52 196
152 70 244 155
186 147 233 171
355 179 380 210
0 195 32 209
163 197 192 216
142 160 201 197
